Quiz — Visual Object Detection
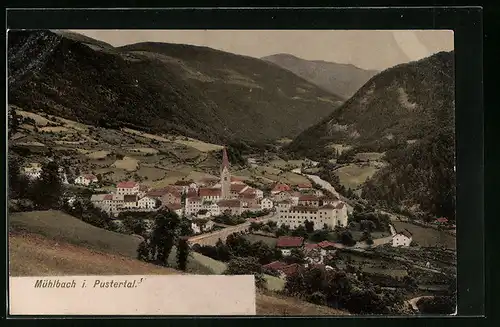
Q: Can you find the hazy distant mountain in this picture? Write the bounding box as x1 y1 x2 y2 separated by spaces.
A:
262 53 378 99
8 30 344 145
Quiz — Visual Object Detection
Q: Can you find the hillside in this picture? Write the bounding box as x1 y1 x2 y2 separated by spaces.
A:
287 51 455 159
8 30 343 145
263 53 378 99
8 218 348 315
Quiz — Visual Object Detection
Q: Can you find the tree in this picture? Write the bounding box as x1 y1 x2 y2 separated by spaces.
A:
215 239 231 261
340 231 356 247
285 248 306 264
250 241 274 264
292 225 308 238
304 220 314 233
150 209 182 266
122 215 147 236
224 257 267 288
8 107 21 138
8 155 31 199
176 237 190 271
30 160 63 210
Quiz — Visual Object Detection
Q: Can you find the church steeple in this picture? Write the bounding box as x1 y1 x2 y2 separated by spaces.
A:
220 146 231 199
221 146 229 170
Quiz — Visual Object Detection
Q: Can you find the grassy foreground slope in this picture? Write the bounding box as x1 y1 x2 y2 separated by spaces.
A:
9 230 347 315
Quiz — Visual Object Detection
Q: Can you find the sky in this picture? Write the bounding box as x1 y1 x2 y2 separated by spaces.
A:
72 30 454 71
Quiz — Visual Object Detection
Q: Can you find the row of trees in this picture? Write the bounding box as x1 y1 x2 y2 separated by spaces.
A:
284 265 407 314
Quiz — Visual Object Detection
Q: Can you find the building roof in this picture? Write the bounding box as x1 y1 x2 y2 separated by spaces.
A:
199 188 221 197
82 174 98 180
241 187 256 195
117 181 138 188
239 193 257 200
123 194 137 202
200 177 219 185
90 194 106 201
304 243 320 250
279 263 302 277
320 204 336 210
272 183 291 193
395 229 413 239
231 176 244 183
104 194 114 200
290 206 318 213
317 241 337 248
222 147 230 169
147 188 179 198
263 261 289 271
299 195 319 201
187 188 198 197
187 196 202 202
336 202 346 209
277 236 304 248
436 217 449 223
217 199 241 208
139 184 150 191
297 183 312 188
231 184 248 193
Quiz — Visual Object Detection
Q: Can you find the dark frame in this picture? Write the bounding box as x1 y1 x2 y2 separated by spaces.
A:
4 6 484 324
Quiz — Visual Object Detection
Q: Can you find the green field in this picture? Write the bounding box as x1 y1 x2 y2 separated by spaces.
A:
335 164 379 190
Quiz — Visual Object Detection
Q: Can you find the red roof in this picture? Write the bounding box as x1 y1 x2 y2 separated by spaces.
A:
231 184 248 193
280 263 302 277
117 181 138 188
299 195 319 201
436 217 449 223
147 187 180 198
231 176 244 182
272 183 291 192
277 236 304 248
239 193 257 200
222 147 230 169
218 199 241 208
298 183 312 188
103 194 113 200
263 261 289 271
317 241 337 249
187 196 202 202
304 243 320 250
199 188 221 197
241 187 256 195
187 188 198 197
83 174 98 180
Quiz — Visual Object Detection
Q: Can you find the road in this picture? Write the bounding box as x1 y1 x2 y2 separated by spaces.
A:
188 212 276 246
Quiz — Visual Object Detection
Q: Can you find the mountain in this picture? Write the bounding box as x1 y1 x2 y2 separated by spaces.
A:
287 51 455 159
262 53 378 99
8 30 344 146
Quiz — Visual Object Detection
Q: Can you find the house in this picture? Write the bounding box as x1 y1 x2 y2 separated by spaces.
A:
22 164 42 180
276 236 304 256
297 183 312 191
174 180 196 194
122 194 138 210
191 218 215 234
91 194 125 216
187 188 198 198
218 199 242 216
185 196 204 216
273 191 292 202
435 217 449 224
271 183 291 195
165 203 183 216
392 229 413 247
230 184 249 198
320 195 340 206
137 196 157 210
199 188 221 203
298 195 320 207
262 261 302 280
147 188 181 206
116 181 139 195
277 202 348 230
239 193 258 208
74 174 98 186
260 198 274 211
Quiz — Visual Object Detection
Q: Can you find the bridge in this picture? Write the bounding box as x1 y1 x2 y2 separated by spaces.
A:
188 213 276 247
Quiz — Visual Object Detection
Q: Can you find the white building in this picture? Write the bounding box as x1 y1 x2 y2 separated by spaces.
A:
260 198 274 211
392 230 413 247
137 196 157 210
116 181 139 195
277 202 348 230
74 174 98 186
191 219 215 234
22 165 42 180
199 188 221 203
185 196 204 216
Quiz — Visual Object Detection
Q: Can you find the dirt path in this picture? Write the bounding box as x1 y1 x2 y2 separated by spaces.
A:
407 296 435 312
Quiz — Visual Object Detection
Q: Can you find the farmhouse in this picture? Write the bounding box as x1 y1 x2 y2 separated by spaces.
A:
74 174 98 186
276 236 304 256
392 229 413 247
263 261 302 279
137 196 157 210
174 180 197 194
116 181 139 195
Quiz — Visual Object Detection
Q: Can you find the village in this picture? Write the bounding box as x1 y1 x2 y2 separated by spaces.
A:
18 146 453 287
